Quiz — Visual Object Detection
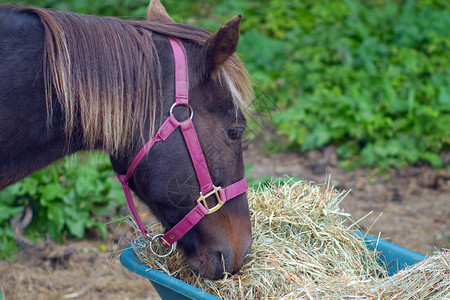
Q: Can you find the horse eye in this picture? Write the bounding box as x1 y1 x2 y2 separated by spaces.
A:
226 127 245 140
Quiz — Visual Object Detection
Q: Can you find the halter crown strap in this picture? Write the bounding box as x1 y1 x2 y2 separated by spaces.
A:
169 38 189 104
117 37 248 252
169 38 214 194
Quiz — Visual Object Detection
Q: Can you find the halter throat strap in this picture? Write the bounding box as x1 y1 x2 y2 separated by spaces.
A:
117 37 248 251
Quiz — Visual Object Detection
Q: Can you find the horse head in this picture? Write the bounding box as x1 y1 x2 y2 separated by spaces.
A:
111 0 253 279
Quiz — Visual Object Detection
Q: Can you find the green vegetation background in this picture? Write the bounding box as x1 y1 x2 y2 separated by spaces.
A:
1 0 449 256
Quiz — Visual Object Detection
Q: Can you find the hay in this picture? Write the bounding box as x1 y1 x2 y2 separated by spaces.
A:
130 179 450 299
372 251 450 299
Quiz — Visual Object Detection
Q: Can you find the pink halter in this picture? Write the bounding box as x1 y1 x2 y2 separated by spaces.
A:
117 38 248 256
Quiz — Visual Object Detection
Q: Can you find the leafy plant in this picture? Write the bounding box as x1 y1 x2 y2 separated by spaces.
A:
0 201 24 260
238 0 450 169
0 154 125 249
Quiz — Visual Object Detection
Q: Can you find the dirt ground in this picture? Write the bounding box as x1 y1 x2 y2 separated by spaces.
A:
1 145 449 300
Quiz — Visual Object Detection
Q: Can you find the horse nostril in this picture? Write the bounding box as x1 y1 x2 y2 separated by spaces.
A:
216 249 233 277
219 252 225 273
214 233 253 277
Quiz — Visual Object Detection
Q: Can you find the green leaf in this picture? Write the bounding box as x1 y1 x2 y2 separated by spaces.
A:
18 177 39 196
0 205 24 222
47 203 65 232
66 218 86 239
420 152 443 168
39 183 66 205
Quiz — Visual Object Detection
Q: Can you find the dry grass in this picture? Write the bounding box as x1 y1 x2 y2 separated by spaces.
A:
372 252 450 299
131 179 450 299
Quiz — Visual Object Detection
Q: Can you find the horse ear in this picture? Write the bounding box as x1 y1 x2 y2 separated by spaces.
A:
205 15 242 77
147 0 174 23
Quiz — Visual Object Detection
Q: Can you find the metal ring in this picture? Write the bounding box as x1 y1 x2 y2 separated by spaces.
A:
169 103 193 121
149 233 176 258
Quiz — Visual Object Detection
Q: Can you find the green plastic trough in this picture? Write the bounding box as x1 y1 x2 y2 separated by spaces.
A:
120 231 426 300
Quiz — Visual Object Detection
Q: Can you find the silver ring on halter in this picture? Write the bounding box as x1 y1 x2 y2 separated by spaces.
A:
169 102 193 121
149 233 176 258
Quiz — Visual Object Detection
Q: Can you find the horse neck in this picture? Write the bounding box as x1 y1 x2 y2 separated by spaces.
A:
0 82 97 190
0 111 88 190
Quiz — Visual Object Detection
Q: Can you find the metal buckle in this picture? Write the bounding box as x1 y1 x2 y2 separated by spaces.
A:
196 185 223 214
149 233 176 258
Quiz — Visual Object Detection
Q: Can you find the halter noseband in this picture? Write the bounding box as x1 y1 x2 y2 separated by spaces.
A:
117 38 248 256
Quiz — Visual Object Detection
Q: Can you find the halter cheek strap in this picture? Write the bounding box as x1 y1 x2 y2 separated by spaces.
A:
117 37 248 253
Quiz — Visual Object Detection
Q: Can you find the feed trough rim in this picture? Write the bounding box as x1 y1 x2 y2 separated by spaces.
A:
120 231 426 300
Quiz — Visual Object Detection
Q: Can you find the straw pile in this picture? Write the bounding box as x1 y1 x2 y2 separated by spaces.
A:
130 179 450 299
372 252 450 299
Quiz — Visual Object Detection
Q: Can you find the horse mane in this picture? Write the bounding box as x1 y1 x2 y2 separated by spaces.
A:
25 7 253 155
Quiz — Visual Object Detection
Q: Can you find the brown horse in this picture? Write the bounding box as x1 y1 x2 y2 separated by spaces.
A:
0 0 253 279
